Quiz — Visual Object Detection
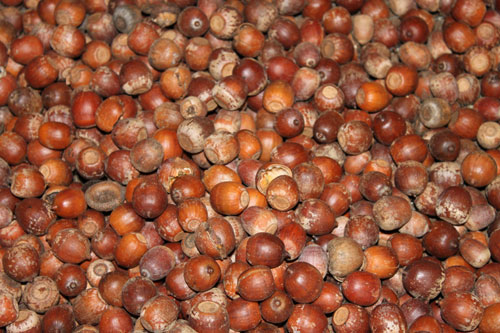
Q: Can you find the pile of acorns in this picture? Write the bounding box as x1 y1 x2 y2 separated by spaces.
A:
0 0 500 331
